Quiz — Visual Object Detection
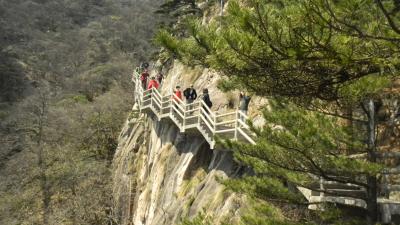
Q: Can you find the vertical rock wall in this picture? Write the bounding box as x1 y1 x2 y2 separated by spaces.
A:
112 108 245 225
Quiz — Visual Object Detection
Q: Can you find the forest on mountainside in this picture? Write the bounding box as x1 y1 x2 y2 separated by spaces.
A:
0 0 160 224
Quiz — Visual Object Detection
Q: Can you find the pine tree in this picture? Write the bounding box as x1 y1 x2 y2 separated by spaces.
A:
156 0 400 223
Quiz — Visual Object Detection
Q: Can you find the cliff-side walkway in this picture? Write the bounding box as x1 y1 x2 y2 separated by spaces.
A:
132 72 256 149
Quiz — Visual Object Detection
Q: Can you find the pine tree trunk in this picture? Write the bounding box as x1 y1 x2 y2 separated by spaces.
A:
365 99 378 224
345 106 354 155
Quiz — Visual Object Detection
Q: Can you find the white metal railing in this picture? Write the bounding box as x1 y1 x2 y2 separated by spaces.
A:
131 69 256 149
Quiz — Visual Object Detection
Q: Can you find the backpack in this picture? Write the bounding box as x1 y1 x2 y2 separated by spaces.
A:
207 100 213 108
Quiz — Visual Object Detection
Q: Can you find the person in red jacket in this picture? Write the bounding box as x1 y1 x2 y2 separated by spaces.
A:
140 69 149 90
172 86 183 112
147 77 159 90
174 86 182 101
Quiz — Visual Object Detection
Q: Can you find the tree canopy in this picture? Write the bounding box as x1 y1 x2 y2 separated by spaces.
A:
157 0 399 101
156 0 400 224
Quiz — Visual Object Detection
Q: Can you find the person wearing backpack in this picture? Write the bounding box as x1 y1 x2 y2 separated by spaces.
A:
202 88 212 114
239 91 251 122
183 84 197 112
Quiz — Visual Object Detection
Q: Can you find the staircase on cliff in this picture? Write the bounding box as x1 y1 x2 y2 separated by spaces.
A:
132 71 256 149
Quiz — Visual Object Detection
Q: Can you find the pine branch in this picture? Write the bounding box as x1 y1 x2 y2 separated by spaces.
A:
309 0 400 42
376 0 400 35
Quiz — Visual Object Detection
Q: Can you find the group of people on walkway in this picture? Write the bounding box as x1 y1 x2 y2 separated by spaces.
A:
140 70 164 90
170 85 251 120
172 85 213 113
137 62 164 90
135 62 251 120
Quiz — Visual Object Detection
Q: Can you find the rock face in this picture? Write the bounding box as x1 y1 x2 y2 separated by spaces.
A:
112 111 244 225
112 62 247 225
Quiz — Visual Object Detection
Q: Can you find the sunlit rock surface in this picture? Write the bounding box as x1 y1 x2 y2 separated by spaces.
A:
112 61 250 225
112 108 246 225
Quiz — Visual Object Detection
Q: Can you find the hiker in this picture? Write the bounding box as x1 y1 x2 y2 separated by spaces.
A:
156 72 164 86
172 86 183 112
183 84 197 111
239 91 251 122
147 77 159 90
202 88 212 114
140 69 149 90
174 86 182 101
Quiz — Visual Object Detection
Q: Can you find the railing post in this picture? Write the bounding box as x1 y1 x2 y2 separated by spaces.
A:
213 110 216 135
234 111 238 140
320 177 325 197
153 88 157 113
183 101 186 130
170 98 173 116
198 102 201 124
150 91 152 109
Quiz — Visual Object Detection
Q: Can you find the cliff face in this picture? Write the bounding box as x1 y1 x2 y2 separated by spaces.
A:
112 62 247 225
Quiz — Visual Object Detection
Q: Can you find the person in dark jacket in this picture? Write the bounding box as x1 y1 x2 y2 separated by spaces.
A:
239 91 251 122
183 84 197 112
141 62 149 70
202 88 212 114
